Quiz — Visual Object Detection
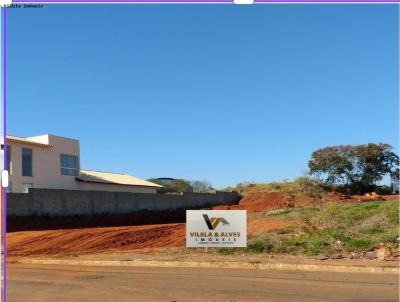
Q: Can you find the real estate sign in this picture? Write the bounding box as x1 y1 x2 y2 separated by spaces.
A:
186 210 247 248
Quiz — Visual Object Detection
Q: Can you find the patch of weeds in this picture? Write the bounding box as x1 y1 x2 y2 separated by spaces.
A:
275 227 296 235
218 248 235 255
347 238 373 251
248 201 399 256
382 202 399 225
360 226 384 234
342 202 386 224
301 217 319 234
295 206 320 217
363 202 382 210
264 208 292 217
246 240 268 253
279 237 305 253
372 229 399 243
265 206 319 220
305 235 331 255
326 228 350 242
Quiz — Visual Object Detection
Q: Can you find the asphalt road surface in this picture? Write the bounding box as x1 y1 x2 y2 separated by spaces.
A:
7 264 399 302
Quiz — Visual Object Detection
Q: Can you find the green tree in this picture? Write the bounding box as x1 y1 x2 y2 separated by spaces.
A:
189 180 214 193
308 143 399 194
147 178 193 194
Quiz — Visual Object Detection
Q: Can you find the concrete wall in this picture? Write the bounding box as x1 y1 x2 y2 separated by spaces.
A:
7 189 239 217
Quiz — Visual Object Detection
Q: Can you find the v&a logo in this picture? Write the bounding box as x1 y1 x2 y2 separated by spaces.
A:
202 214 229 230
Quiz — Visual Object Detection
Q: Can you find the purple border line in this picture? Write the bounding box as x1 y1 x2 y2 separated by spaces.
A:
10 0 400 3
0 1 397 302
2 7 6 302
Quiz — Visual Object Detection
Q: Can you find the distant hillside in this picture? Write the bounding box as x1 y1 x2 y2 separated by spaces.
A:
224 177 394 199
224 177 329 199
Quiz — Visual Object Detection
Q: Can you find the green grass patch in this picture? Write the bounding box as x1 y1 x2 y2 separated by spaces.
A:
217 248 235 255
279 237 305 253
246 201 399 256
264 206 320 221
246 241 268 253
347 238 373 251
305 236 331 255
360 226 384 234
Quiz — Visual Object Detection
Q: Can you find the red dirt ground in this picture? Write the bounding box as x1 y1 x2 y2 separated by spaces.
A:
214 192 398 212
7 217 299 257
213 192 312 212
247 217 300 235
7 224 185 257
7 192 398 257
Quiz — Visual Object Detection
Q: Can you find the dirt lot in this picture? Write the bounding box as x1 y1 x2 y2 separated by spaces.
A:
7 193 398 258
7 216 301 257
7 224 184 257
214 192 398 212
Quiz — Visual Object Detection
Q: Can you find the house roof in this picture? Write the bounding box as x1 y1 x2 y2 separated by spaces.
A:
77 170 162 188
4 135 53 148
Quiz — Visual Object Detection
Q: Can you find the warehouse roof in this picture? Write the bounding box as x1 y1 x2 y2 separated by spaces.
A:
77 169 162 188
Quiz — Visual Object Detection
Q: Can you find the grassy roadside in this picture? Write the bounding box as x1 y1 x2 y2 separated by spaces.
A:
219 201 399 257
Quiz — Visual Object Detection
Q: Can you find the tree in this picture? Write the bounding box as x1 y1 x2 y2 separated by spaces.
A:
189 180 214 193
308 143 399 194
295 176 327 201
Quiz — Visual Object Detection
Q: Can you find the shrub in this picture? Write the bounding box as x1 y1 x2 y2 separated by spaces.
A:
246 241 268 253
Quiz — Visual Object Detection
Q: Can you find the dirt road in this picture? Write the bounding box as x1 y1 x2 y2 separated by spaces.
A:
8 264 398 302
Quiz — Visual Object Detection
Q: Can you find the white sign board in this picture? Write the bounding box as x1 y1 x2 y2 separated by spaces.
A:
186 210 247 247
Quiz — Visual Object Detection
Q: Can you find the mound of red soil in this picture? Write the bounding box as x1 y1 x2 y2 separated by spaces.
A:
214 192 312 213
7 216 298 257
381 195 400 201
248 217 301 234
324 192 354 202
7 223 185 257
214 191 399 213
325 192 398 203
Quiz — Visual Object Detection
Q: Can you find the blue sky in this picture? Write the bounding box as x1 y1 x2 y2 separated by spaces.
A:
7 5 399 188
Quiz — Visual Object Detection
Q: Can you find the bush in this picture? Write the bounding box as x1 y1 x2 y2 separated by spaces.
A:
246 241 268 253
147 178 193 194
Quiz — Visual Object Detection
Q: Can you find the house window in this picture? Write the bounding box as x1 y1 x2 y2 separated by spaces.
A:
6 145 12 175
60 154 78 176
0 144 11 174
22 148 33 177
22 183 33 193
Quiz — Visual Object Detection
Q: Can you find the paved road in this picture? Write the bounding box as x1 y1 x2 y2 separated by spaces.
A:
7 264 399 302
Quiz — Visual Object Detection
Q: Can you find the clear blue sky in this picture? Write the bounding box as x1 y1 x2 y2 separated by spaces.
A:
7 5 399 188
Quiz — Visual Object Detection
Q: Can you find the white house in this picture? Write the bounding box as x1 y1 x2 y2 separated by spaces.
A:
0 134 161 194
